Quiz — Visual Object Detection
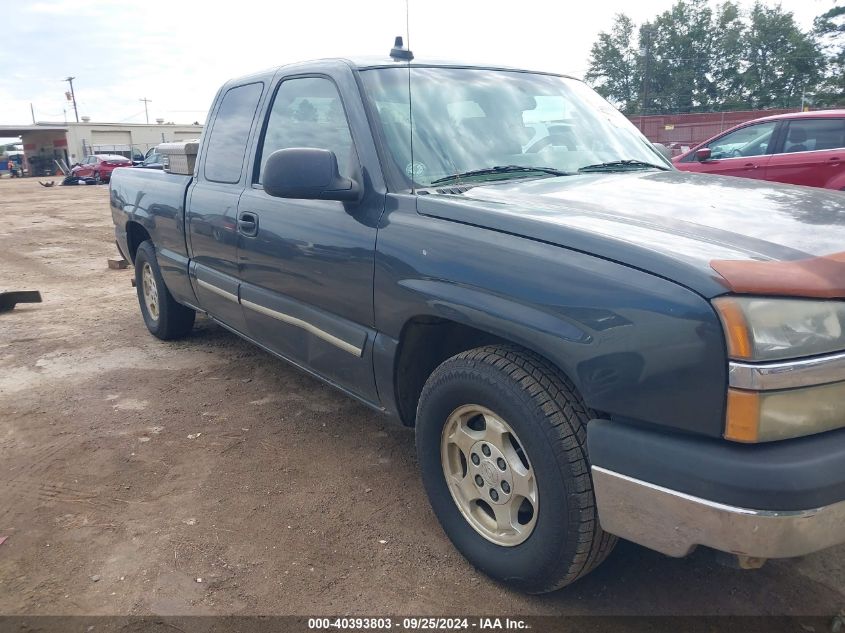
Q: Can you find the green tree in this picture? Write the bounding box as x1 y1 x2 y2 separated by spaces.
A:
584 14 641 113
813 4 845 106
645 0 716 113
741 2 826 108
711 2 748 109
585 0 828 114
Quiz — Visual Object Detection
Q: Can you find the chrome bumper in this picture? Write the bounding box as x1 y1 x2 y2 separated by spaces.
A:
592 466 845 559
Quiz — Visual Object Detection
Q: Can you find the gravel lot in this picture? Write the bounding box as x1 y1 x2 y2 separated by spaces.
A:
0 178 842 619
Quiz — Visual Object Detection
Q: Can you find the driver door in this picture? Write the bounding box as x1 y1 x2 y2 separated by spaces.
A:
236 73 382 402
76 156 94 178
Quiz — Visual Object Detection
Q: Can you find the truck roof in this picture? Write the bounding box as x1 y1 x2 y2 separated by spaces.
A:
226 57 580 86
342 56 578 79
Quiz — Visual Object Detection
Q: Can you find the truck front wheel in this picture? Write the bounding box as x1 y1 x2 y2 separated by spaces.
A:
415 344 616 593
134 240 195 340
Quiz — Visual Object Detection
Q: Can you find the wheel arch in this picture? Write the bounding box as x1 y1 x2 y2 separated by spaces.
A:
391 312 592 428
125 221 152 263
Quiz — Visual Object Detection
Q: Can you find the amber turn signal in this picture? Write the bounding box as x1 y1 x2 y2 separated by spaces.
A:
725 388 760 442
712 297 753 360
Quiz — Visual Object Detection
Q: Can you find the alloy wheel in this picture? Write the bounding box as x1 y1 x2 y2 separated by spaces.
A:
440 404 539 546
141 262 159 321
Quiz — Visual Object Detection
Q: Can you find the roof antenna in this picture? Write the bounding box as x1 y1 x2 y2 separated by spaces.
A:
389 36 413 61
390 0 414 61
391 0 416 192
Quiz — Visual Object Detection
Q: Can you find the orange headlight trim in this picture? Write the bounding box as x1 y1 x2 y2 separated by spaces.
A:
712 297 753 360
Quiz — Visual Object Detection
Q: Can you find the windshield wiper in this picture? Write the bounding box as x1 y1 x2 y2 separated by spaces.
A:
578 159 670 173
429 165 573 186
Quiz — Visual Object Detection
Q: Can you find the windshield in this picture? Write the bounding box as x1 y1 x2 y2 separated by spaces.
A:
360 67 670 188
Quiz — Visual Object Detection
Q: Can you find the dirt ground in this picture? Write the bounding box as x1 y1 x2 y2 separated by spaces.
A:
0 177 842 619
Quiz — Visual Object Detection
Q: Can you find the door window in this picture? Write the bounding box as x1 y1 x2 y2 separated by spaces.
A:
781 119 845 153
257 77 356 183
203 82 264 184
708 122 777 159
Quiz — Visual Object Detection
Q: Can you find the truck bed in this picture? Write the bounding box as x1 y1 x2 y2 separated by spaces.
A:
110 166 195 305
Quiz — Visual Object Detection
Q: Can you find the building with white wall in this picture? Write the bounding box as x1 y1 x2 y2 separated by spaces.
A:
0 121 203 176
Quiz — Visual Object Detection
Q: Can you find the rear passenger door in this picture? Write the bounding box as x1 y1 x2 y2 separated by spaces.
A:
187 81 265 332
765 118 845 189
236 70 383 403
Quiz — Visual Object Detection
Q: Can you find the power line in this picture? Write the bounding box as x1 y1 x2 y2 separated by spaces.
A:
117 110 147 123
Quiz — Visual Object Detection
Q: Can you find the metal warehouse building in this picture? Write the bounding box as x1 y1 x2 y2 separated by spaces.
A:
0 121 203 177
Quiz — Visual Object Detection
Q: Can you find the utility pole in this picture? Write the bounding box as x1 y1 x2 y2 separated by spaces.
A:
639 24 652 116
30 103 36 124
799 77 807 112
63 77 79 122
140 97 152 124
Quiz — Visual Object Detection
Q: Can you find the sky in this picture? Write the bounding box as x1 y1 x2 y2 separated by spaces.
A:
0 0 837 144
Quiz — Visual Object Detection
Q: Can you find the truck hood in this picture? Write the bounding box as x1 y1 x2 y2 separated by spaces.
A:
417 170 845 298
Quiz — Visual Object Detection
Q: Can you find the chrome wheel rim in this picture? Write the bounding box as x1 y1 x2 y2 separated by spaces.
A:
441 405 538 546
141 262 159 321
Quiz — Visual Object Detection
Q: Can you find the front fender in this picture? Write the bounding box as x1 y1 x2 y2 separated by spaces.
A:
374 201 728 437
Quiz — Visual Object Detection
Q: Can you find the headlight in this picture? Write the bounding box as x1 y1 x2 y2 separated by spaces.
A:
713 296 845 361
715 296 845 442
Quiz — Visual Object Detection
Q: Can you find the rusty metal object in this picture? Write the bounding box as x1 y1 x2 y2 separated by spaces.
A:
711 252 845 298
0 291 42 313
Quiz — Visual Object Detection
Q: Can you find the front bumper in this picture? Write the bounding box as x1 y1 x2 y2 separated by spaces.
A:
592 466 845 558
588 420 845 559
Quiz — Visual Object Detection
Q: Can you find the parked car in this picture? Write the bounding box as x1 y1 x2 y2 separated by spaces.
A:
132 145 167 169
71 154 133 183
109 55 845 594
674 110 845 190
134 148 168 170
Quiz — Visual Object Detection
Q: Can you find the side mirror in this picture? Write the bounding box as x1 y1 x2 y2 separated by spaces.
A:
695 148 712 162
652 142 672 160
263 148 360 202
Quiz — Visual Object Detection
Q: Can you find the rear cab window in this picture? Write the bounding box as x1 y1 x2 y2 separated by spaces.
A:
203 82 265 184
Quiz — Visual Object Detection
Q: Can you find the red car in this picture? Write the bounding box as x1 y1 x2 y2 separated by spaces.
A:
673 110 845 190
70 154 133 183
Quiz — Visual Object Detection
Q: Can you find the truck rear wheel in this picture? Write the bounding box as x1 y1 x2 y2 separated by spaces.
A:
415 344 616 593
134 240 195 340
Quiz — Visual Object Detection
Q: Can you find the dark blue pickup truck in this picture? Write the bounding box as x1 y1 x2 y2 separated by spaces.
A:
110 54 845 593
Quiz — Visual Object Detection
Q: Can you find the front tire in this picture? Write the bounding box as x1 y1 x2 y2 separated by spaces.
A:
416 344 616 593
134 240 195 340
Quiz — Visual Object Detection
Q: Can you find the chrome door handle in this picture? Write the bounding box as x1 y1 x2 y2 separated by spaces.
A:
238 212 259 236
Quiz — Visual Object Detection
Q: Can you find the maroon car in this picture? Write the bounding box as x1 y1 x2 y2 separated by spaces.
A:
673 110 845 190
71 154 133 183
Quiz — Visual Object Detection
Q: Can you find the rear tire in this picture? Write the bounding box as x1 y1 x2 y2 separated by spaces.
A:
416 344 616 593
134 240 195 340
